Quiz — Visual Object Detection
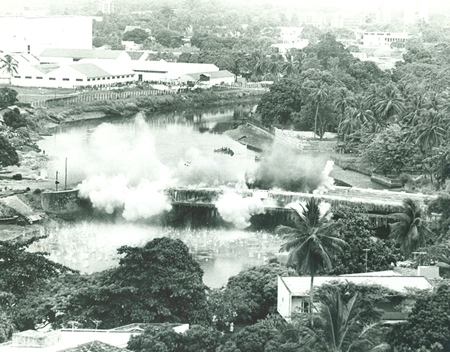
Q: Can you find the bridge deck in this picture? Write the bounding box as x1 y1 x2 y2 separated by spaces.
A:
166 186 435 215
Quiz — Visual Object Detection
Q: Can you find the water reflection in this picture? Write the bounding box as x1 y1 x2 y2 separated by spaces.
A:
30 222 283 288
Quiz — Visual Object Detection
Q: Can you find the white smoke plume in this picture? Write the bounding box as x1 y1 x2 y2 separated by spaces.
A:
313 160 335 194
249 142 335 193
215 192 266 228
122 180 172 221
78 174 129 214
43 113 336 222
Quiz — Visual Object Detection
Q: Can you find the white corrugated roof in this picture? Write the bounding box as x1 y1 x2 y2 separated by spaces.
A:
280 275 433 295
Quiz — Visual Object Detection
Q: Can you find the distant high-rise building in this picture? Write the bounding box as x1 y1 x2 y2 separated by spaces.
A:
404 0 428 25
376 0 392 24
99 0 114 15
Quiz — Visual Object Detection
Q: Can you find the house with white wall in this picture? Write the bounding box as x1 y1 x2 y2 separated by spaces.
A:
11 62 135 89
179 70 235 86
131 60 219 83
362 32 411 48
277 270 435 323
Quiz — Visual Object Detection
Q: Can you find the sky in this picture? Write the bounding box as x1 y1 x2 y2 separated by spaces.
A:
0 0 448 19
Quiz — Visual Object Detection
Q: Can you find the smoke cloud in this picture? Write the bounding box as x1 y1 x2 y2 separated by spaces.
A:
249 142 334 193
42 115 335 225
215 192 266 228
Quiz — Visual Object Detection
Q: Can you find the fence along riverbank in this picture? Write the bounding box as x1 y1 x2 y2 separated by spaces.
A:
30 83 269 108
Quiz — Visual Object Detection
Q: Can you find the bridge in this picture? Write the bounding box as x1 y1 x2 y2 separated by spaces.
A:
165 186 436 228
40 186 436 228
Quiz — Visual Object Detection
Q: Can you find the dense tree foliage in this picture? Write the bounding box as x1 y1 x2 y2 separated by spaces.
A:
0 136 19 167
388 283 450 352
389 198 434 259
0 88 18 109
3 109 26 130
331 209 400 275
11 238 210 331
128 324 224 352
256 79 303 127
210 262 296 326
122 28 149 44
0 236 72 298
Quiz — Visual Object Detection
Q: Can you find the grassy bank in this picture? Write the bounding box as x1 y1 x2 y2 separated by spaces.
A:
39 89 265 123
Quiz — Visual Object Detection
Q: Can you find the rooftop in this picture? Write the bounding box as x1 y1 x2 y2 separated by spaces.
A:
40 48 129 60
69 63 112 78
279 275 433 296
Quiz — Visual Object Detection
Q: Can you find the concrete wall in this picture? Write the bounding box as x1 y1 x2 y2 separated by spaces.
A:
41 189 81 214
277 276 291 320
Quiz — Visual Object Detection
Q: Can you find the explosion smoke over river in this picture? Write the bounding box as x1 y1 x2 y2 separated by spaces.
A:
36 107 333 286
40 111 334 227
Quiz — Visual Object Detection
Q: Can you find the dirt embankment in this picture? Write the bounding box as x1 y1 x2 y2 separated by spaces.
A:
38 89 266 126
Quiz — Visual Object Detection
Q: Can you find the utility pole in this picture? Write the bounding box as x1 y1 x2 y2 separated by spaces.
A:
363 248 370 273
64 157 68 190
55 171 59 191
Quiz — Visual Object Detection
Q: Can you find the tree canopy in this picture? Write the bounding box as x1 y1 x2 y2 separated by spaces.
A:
387 283 450 352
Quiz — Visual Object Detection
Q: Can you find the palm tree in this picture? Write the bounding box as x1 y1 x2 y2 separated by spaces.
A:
309 83 330 138
410 110 448 154
299 287 388 352
389 198 433 259
333 88 355 137
277 198 347 326
0 55 18 86
372 84 405 124
282 50 304 77
401 91 427 128
339 97 374 141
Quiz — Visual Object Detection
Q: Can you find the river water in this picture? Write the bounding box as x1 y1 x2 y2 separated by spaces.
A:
36 105 285 288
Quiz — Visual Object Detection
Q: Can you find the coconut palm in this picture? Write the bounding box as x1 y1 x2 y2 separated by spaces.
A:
309 83 330 138
389 198 433 258
277 198 348 326
401 91 427 128
299 287 389 352
339 97 374 140
282 50 304 77
333 88 356 136
372 84 405 123
410 110 448 154
0 55 18 86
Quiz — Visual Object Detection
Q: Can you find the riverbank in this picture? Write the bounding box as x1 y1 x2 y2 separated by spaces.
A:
37 88 265 127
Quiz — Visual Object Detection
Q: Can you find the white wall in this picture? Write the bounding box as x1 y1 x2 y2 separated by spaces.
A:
11 63 135 89
209 76 235 85
277 277 292 320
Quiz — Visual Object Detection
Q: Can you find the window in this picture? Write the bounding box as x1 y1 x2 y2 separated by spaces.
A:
25 76 32 79
62 78 69 81
87 78 91 82
76 79 83 82
36 77 43 79
14 76 20 78
102 77 105 80
107 77 110 80
49 78 56 80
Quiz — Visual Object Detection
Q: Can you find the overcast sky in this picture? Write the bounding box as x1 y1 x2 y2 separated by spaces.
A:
0 0 447 13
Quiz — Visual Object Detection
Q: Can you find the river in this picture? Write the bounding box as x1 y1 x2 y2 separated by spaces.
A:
36 104 285 288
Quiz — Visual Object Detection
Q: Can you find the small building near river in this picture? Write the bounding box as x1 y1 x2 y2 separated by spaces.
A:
277 270 435 323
